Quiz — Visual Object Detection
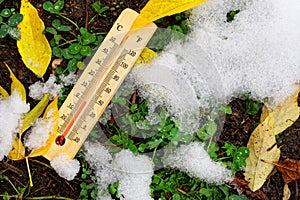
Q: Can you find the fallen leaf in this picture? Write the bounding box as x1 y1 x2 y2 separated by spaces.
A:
0 86 9 97
135 47 157 65
273 158 300 184
4 63 26 101
28 96 59 158
229 175 249 193
245 189 269 200
282 183 291 200
19 94 50 136
131 0 207 30
229 176 268 200
17 0 52 77
261 86 300 135
51 58 63 74
244 113 281 192
7 137 25 161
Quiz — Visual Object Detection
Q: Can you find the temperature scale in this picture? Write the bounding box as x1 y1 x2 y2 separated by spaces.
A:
43 9 157 161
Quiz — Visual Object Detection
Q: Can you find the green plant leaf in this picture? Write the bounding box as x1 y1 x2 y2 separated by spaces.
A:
62 48 73 59
8 13 23 27
43 1 54 13
246 100 262 115
44 27 57 35
52 19 71 31
80 45 92 56
0 25 8 38
52 46 62 57
1 8 11 18
92 2 109 15
205 121 217 137
67 58 78 72
68 43 81 54
219 105 232 114
54 1 64 13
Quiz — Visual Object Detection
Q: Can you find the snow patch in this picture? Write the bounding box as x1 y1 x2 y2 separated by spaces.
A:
163 142 233 185
0 91 29 160
83 142 154 200
112 150 154 200
59 72 78 86
124 0 300 133
29 74 62 100
24 118 54 150
50 153 80 181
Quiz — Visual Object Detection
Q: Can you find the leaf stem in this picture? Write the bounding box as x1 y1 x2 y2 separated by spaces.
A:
57 13 79 30
25 157 33 187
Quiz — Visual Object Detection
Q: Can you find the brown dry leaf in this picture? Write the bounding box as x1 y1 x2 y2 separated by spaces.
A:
229 175 249 193
244 113 281 192
229 176 268 200
273 158 300 184
260 86 300 135
17 0 51 77
28 96 59 158
131 0 207 30
245 189 269 200
19 94 50 136
7 137 25 161
282 183 291 200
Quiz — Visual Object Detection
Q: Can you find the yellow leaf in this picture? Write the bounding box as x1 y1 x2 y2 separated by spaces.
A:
131 0 207 30
260 86 300 135
17 0 51 77
19 94 50 136
28 96 59 158
135 47 157 65
244 113 281 191
4 63 26 101
7 137 25 160
0 86 9 97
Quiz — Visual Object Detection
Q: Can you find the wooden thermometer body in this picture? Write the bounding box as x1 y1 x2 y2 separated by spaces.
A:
43 9 157 160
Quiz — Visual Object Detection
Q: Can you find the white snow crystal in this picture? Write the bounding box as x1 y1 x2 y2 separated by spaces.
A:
24 118 54 150
84 142 154 200
50 153 80 181
29 74 62 100
0 91 30 160
84 141 116 198
112 150 154 200
124 0 300 133
59 72 77 86
163 142 233 185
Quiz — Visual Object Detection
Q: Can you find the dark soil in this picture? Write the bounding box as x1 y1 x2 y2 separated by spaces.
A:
0 0 299 199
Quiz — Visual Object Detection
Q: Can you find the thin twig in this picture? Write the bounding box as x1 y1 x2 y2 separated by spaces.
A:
177 188 191 197
85 0 89 29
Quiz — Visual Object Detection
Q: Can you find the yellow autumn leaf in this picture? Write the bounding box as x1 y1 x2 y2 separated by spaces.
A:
260 86 300 135
135 47 157 65
0 86 9 97
244 113 281 192
131 0 207 30
17 0 51 77
19 94 50 136
28 96 59 158
4 63 26 101
7 137 25 161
